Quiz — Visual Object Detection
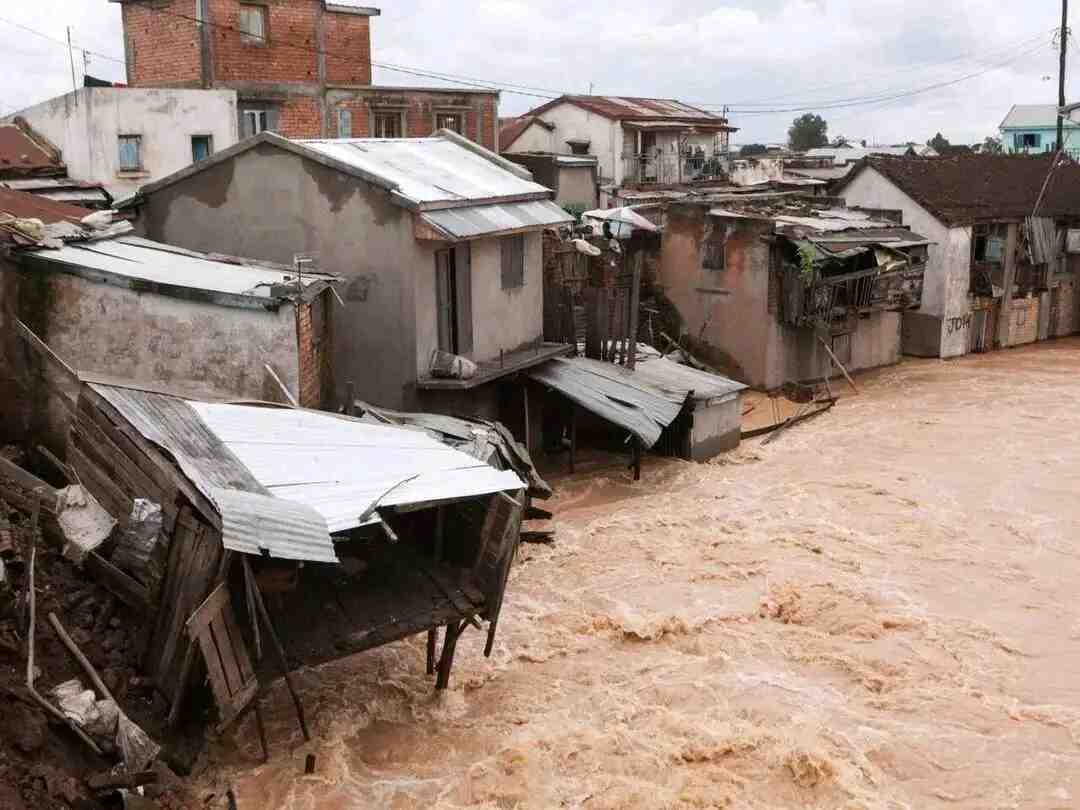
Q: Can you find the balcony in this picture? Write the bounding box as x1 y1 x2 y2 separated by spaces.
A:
621 153 727 186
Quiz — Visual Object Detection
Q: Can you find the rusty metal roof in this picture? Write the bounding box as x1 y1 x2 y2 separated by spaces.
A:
419 199 572 240
0 120 64 179
527 96 736 129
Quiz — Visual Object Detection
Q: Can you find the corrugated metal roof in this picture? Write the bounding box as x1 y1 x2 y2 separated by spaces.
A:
527 357 687 448
420 199 572 240
631 357 747 404
190 402 524 533
999 104 1080 129
91 384 524 562
542 96 730 123
296 136 549 205
33 235 335 299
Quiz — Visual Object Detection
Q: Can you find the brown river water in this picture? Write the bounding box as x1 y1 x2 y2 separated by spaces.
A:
198 338 1080 809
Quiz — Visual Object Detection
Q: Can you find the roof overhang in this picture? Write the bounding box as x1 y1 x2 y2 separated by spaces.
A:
415 199 572 241
622 120 736 132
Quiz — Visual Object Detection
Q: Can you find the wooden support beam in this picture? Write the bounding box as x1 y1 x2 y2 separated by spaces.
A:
426 627 438 676
817 336 858 395
435 619 465 690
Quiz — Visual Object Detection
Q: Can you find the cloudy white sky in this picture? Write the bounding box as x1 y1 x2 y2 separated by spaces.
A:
0 0 1073 146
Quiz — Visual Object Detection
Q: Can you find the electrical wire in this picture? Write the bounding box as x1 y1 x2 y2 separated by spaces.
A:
0 14 126 65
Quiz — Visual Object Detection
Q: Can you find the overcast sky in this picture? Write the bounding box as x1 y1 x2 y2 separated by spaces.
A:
0 0 1073 146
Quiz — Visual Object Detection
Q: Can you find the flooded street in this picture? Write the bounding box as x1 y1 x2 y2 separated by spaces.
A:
203 339 1080 809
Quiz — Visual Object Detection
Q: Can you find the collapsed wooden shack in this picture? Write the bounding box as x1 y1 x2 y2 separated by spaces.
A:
65 379 527 739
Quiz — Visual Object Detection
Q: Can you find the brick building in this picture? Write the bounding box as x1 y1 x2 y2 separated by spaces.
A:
111 0 499 148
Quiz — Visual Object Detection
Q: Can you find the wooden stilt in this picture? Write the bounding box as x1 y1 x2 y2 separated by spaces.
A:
435 620 465 690
253 697 269 763
523 382 531 455
426 627 438 675
242 557 310 742
569 405 577 474
632 438 642 482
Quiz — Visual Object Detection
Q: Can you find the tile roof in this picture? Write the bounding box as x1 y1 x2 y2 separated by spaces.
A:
839 153 1080 226
0 120 65 179
499 116 543 150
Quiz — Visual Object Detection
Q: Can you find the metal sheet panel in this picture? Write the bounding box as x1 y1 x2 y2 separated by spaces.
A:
212 488 338 563
189 402 526 532
297 137 549 205
420 199 572 240
36 236 334 298
631 358 747 404
527 357 686 448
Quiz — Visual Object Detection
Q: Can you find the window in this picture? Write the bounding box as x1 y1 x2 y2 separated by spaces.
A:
435 113 462 134
1015 132 1041 151
436 246 472 356
242 109 270 138
118 135 142 172
372 111 403 138
501 235 525 289
702 227 726 271
238 3 267 45
191 135 213 162
973 223 1006 264
337 108 352 138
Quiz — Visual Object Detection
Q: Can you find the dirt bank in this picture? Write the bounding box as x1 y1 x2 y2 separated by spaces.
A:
198 339 1080 809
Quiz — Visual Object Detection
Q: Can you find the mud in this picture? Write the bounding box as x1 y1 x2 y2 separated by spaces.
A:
200 339 1080 809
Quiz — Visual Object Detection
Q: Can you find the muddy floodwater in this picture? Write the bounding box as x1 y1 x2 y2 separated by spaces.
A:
200 339 1080 809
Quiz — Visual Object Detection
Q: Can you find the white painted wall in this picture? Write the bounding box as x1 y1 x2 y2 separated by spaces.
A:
502 102 623 185
7 88 238 199
413 231 544 374
840 167 972 357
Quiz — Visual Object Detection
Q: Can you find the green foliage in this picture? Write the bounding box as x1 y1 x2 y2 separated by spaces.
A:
561 202 590 221
798 245 817 282
982 136 1004 154
739 143 769 157
929 132 952 153
788 114 829 152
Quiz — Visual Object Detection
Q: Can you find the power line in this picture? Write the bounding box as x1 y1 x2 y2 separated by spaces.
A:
727 38 1054 115
714 29 1055 109
0 14 126 66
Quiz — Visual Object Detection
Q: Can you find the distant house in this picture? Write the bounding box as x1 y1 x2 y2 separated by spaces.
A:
803 144 936 165
120 130 573 419
836 154 1080 358
657 197 928 390
999 104 1080 154
3 87 240 199
501 95 737 196
502 152 599 209
0 118 111 208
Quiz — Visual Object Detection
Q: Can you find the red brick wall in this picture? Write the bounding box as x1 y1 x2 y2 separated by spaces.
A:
209 0 319 84
333 91 498 149
324 12 372 84
329 100 369 137
295 293 332 409
122 0 202 87
278 96 323 138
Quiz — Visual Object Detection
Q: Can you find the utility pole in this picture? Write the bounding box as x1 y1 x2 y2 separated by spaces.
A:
1058 0 1069 150
66 26 79 103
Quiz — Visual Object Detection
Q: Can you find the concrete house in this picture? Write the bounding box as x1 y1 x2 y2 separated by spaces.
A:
658 197 929 390
0 118 112 208
501 151 599 210
111 0 499 149
501 96 736 194
999 105 1080 154
0 188 338 449
120 130 573 417
836 154 1080 358
3 87 240 199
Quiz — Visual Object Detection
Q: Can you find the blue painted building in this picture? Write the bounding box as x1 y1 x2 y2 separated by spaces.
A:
999 104 1080 153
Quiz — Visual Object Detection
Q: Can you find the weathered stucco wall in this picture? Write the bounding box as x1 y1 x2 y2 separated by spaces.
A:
510 103 622 184
16 269 300 401
690 396 742 460
556 166 599 208
137 144 431 410
840 167 974 358
658 206 773 386
8 88 238 199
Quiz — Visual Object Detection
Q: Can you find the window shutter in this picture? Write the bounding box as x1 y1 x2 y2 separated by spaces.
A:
454 243 473 356
337 108 352 138
501 238 512 288
435 250 454 353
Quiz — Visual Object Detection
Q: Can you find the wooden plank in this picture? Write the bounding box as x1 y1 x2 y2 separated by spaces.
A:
84 552 150 608
0 456 60 512
67 445 132 523
185 583 230 637
74 411 161 501
81 388 221 530
81 396 179 500
197 631 232 709
15 319 78 386
223 606 255 683
211 617 243 696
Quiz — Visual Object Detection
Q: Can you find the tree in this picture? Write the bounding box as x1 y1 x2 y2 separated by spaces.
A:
929 132 952 153
981 136 1003 154
739 143 768 157
788 114 829 152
